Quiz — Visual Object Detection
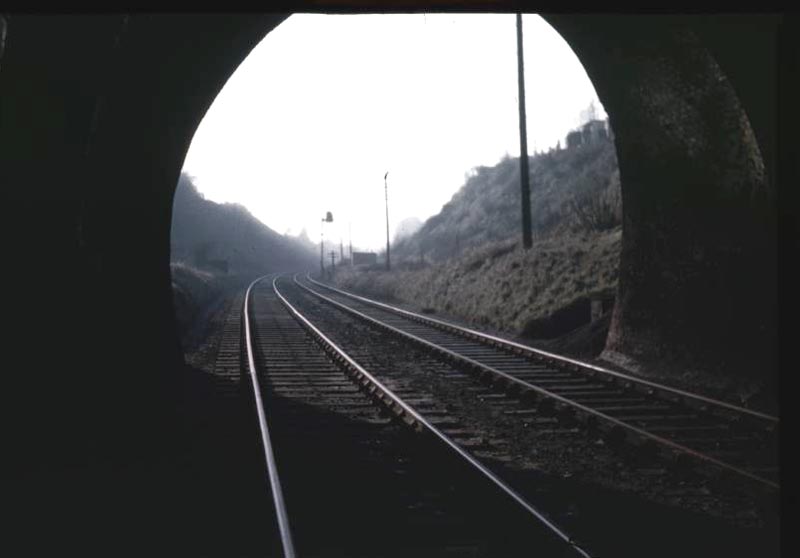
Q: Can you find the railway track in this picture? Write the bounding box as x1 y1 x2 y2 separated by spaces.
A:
243 275 593 557
297 273 779 492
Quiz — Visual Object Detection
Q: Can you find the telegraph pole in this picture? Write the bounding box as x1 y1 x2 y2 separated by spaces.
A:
320 211 333 277
349 222 353 267
517 13 533 250
320 218 325 276
384 171 391 271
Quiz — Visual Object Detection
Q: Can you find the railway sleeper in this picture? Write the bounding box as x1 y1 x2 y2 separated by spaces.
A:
555 406 578 428
609 432 669 463
303 283 781 494
602 425 629 449
663 451 725 484
504 381 523 397
399 411 422 431
634 439 662 461
592 403 674 414
454 437 494 450
508 373 570 383
571 397 649 405
490 376 510 392
535 398 557 417
518 389 539 406
609 413 699 424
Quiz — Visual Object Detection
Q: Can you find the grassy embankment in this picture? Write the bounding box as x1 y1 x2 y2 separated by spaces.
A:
332 227 621 356
332 134 622 357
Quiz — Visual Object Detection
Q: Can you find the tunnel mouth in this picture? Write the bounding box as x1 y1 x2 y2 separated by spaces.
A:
170 13 625 369
0 13 781 554
167 13 774 413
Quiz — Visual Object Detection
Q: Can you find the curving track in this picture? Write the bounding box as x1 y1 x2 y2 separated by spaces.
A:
242 275 594 558
297 273 779 492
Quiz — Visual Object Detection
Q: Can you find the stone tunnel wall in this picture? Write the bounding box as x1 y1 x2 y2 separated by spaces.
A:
545 15 779 390
0 14 286 471
0 13 783 476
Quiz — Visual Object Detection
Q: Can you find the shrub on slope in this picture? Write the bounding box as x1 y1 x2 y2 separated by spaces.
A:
394 138 620 263
334 228 621 341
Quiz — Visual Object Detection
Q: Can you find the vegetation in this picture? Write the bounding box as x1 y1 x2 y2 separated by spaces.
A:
393 136 620 264
171 261 222 349
334 129 622 354
334 229 620 344
567 178 622 232
170 173 318 348
171 172 317 279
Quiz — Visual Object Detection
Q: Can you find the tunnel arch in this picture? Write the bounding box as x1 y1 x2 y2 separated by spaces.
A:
168 13 775 388
540 15 776 388
0 12 779 480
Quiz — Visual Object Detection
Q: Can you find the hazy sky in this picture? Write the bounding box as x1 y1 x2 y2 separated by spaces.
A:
182 13 606 252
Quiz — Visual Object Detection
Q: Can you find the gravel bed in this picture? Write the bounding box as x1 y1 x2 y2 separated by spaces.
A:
279 279 779 558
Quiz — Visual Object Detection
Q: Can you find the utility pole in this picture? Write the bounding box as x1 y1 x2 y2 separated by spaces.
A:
320 218 325 277
320 211 333 278
340 239 344 263
516 13 533 250
384 171 391 271
349 222 353 267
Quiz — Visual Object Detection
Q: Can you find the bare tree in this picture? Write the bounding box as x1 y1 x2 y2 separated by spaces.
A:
566 185 621 232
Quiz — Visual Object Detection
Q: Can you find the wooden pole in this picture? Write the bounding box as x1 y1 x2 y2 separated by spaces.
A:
517 13 532 250
384 172 391 270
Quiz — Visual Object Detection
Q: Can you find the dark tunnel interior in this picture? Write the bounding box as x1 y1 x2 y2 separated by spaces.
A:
0 10 790 555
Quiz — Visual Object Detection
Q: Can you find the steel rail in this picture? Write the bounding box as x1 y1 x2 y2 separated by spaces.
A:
297 275 779 490
306 274 778 425
243 275 297 558
274 275 594 558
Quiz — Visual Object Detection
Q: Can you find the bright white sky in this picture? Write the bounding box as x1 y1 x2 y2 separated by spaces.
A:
182 13 606 252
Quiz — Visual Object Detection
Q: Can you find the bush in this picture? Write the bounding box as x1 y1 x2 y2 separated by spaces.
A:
566 182 622 232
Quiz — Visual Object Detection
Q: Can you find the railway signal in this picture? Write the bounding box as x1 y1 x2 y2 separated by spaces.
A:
320 211 333 277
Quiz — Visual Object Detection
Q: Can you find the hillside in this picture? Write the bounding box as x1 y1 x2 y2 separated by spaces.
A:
170 173 317 349
334 229 620 350
332 129 622 358
171 173 317 277
394 135 620 263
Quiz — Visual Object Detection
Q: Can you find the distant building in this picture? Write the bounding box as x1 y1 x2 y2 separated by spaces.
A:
582 119 608 143
565 118 610 150
352 251 377 265
566 129 583 149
